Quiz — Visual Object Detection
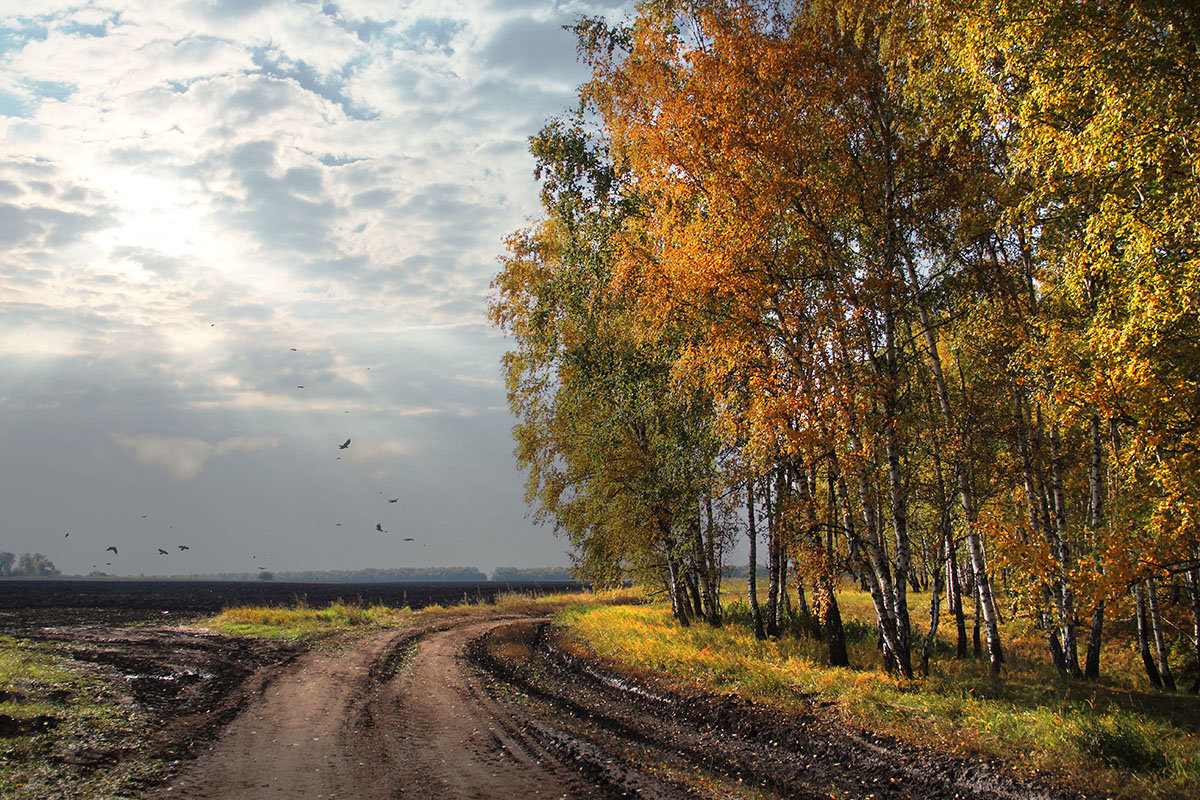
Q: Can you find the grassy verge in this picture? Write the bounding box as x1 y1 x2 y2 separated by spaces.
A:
203 587 639 640
555 588 1200 800
0 635 157 799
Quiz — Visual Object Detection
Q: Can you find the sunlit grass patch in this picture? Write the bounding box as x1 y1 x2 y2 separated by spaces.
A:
557 590 1200 800
205 587 634 640
206 599 411 639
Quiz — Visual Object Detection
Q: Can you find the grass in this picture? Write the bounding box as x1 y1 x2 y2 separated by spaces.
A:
206 599 410 639
0 634 157 799
203 587 640 640
555 585 1200 800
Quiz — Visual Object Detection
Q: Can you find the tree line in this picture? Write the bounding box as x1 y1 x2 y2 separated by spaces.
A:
0 552 60 577
490 0 1199 686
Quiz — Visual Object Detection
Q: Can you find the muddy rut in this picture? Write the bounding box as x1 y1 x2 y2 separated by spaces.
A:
162 620 612 800
154 617 1076 800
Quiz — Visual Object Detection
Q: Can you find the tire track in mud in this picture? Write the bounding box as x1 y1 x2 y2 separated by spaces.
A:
158 617 1082 800
470 622 1085 800
159 618 636 800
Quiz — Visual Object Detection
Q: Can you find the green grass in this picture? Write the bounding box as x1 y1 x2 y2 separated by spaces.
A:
0 635 157 799
555 586 1200 800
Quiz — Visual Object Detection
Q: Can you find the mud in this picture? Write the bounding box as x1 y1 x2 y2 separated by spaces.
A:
2 610 1087 799
1 609 300 795
471 621 1090 800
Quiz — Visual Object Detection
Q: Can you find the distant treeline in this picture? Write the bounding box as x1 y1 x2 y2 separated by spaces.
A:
168 567 489 582
720 565 769 580
0 552 60 577
490 567 574 581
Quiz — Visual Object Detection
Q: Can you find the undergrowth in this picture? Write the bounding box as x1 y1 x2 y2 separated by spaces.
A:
556 588 1200 800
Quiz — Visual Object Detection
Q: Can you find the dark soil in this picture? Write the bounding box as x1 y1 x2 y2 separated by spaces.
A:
2 609 1087 799
471 621 1090 800
0 578 582 613
0 609 301 796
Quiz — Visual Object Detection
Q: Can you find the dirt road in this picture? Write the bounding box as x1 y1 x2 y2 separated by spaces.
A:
155 617 1070 800
161 619 615 800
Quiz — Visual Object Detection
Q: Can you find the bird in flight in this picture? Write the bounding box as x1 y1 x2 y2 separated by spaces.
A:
335 523 342 527
375 523 385 533
64 532 69 538
290 348 297 351
388 498 398 503
402 537 415 542
157 548 168 555
339 438 351 450
297 385 304 389
106 546 118 555
140 515 148 519
178 545 189 551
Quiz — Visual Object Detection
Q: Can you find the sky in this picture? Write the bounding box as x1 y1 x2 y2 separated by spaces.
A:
0 0 630 578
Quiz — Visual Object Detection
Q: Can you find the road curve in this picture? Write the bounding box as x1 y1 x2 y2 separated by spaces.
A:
161 619 607 800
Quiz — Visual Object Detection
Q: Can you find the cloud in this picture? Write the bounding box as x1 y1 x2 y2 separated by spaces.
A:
110 433 282 480
341 438 421 465
0 1 636 575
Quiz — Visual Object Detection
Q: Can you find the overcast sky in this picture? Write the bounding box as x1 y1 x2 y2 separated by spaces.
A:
0 0 629 578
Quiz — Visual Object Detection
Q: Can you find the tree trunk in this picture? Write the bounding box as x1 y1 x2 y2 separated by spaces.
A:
665 553 690 627
1135 582 1162 688
1147 577 1177 691
1043 606 1068 678
947 536 968 658
972 585 982 658
1083 414 1105 680
1187 560 1200 693
703 495 722 625
691 509 718 626
1084 602 1105 680
776 541 790 631
764 474 779 637
747 480 766 640
685 569 703 619
902 249 1001 674
881 301 915 680
792 461 826 641
921 534 946 677
1048 423 1082 678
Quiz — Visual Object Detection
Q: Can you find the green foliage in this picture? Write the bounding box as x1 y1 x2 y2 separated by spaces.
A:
0 552 59 577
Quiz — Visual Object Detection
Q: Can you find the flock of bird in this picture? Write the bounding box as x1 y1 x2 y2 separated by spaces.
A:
65 346 422 575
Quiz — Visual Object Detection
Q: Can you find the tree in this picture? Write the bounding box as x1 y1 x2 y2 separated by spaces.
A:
490 117 728 624
13 553 59 576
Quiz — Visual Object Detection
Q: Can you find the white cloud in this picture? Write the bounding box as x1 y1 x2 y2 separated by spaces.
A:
341 438 419 464
111 432 281 479
0 0 632 575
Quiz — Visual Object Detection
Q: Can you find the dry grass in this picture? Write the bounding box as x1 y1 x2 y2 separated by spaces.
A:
204 586 640 640
556 584 1200 800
